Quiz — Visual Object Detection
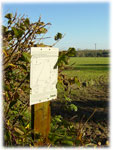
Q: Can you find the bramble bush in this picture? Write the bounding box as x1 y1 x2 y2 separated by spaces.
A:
2 12 78 146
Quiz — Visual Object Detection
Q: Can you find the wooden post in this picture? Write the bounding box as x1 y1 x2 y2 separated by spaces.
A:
30 47 59 146
31 101 51 146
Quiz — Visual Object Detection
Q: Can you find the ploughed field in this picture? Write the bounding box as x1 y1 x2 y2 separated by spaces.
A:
51 57 109 146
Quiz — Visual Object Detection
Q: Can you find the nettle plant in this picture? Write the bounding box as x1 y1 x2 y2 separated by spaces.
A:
2 12 78 146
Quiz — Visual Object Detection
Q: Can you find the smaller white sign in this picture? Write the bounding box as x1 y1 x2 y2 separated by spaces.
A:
30 47 59 105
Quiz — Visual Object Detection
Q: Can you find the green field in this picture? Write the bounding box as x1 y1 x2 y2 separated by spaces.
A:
57 57 109 102
63 57 109 82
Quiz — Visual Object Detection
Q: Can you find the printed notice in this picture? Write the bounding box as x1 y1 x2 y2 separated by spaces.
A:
30 47 59 105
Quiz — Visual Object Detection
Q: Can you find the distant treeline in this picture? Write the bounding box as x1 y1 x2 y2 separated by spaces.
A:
75 50 110 57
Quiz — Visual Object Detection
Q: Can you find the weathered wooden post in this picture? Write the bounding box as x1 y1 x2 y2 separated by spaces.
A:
30 47 59 146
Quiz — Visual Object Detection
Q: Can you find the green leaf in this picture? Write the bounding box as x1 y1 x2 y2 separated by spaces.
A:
37 22 45 26
24 18 30 28
8 20 13 24
36 28 47 34
54 54 68 69
14 127 24 135
2 26 8 33
4 129 11 143
55 118 62 123
69 104 78 112
20 52 31 63
61 140 74 146
54 115 62 123
20 23 26 30
5 13 13 19
67 47 76 56
11 110 18 115
40 28 47 33
75 76 81 87
12 27 24 38
64 136 74 141
64 95 72 102
54 32 63 41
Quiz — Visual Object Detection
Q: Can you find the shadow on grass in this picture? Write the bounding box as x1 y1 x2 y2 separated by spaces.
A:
65 64 109 71
72 99 109 122
79 64 109 67
51 98 109 123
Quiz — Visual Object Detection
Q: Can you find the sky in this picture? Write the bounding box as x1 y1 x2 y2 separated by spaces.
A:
2 2 110 50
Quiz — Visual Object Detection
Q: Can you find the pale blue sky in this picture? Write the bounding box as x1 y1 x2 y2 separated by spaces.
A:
2 2 110 50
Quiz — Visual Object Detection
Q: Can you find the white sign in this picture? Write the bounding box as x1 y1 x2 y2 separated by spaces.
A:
30 47 59 105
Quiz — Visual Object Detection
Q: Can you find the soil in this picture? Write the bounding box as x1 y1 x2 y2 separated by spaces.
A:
51 83 109 147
